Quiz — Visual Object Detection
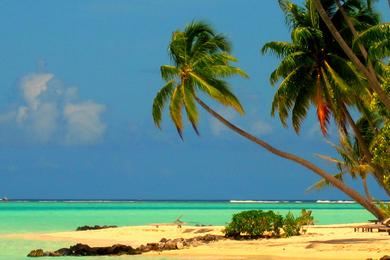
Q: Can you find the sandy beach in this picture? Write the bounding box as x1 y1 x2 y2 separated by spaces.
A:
4 223 390 259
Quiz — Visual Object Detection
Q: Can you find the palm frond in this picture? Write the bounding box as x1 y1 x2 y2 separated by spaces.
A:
354 23 390 59
305 172 344 193
204 64 249 79
261 41 295 58
160 65 179 81
182 80 199 135
189 72 244 114
271 66 303 127
169 85 184 139
291 85 311 133
152 80 175 128
269 51 310 85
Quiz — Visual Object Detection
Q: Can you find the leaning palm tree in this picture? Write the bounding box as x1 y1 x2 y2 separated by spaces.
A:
261 0 368 136
262 0 390 197
152 21 385 220
152 21 248 138
313 0 390 110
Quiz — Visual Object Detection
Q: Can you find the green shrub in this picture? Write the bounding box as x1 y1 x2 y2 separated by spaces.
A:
224 210 283 238
297 209 314 225
224 209 314 239
283 212 301 237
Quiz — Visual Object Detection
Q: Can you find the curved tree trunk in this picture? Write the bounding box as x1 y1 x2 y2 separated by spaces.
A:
194 96 386 220
313 0 390 110
334 0 378 96
362 177 373 203
334 0 369 60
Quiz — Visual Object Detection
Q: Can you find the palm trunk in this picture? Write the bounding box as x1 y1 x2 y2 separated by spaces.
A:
341 105 390 196
334 0 368 60
334 0 377 92
313 0 390 110
194 96 386 220
362 177 373 203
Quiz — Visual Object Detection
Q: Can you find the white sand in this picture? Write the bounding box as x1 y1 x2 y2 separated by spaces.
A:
3 223 390 259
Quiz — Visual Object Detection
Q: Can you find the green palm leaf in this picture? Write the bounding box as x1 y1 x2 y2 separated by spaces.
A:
152 80 175 128
169 85 184 138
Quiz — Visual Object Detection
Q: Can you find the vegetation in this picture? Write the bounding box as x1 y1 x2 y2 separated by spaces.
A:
152 21 248 138
153 0 390 221
224 210 313 239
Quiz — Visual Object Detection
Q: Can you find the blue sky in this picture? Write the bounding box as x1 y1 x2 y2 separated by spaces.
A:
0 0 388 200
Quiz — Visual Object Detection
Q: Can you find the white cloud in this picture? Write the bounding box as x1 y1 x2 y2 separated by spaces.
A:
16 106 28 123
20 73 54 110
30 102 59 142
250 120 273 135
64 101 106 145
0 71 107 145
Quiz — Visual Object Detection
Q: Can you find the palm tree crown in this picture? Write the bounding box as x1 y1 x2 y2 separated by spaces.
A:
152 21 248 138
262 0 368 136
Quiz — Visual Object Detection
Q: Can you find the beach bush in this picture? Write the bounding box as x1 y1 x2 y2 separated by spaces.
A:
224 210 283 238
297 209 314 225
283 212 301 237
224 209 313 239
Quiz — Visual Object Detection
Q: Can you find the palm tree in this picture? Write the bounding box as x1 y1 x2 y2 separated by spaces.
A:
261 0 368 136
354 23 390 63
307 131 374 202
313 0 390 110
261 0 389 196
152 21 385 220
152 21 248 138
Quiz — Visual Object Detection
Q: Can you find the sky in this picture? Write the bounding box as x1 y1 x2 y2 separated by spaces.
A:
0 0 388 200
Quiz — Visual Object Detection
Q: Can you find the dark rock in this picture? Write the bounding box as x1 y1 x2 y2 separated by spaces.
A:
200 234 221 242
144 243 160 251
69 243 94 256
28 243 139 257
160 240 178 250
27 233 225 257
159 238 168 243
380 256 390 260
102 244 138 255
27 249 44 257
46 252 61 256
76 225 117 231
136 244 150 253
55 248 72 256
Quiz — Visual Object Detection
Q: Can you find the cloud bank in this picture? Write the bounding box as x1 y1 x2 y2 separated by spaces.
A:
0 72 106 145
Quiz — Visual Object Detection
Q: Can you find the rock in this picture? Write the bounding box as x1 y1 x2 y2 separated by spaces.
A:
28 243 139 257
55 248 72 256
161 240 178 250
46 252 62 256
176 241 184 249
76 225 117 231
144 243 160 251
201 234 221 242
380 256 390 260
160 238 168 243
27 233 224 257
27 249 44 257
104 244 138 255
136 244 150 253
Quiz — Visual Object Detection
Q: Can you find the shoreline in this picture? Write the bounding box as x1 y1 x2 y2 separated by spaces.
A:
3 223 390 259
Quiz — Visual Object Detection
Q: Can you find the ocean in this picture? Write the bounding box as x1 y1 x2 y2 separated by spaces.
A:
0 200 373 260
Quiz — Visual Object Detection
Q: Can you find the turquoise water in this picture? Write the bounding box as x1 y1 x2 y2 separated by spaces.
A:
0 201 373 259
